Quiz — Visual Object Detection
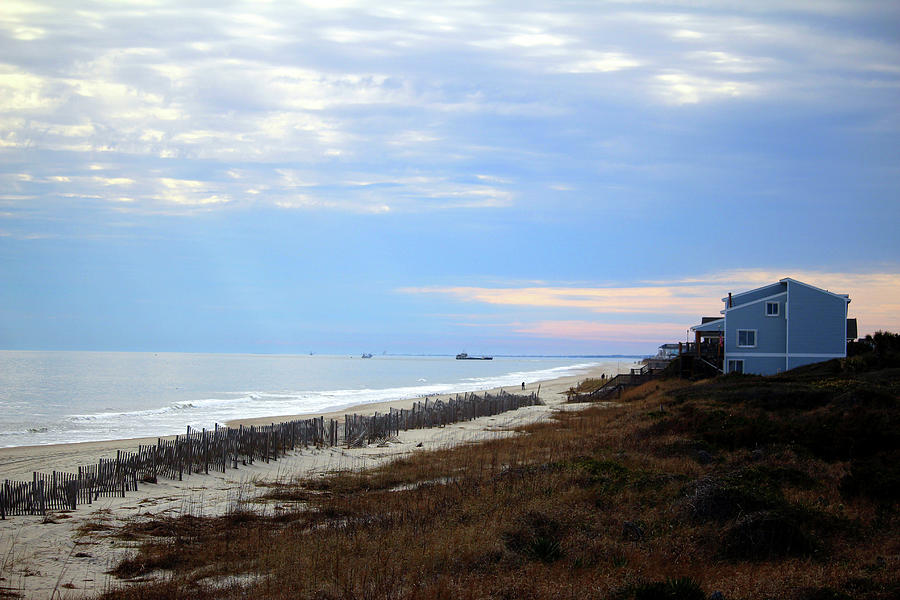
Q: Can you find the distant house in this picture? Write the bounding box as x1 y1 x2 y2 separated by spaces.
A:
690 278 852 375
657 343 681 359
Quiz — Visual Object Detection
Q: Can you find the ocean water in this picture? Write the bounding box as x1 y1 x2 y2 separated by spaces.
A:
0 351 635 448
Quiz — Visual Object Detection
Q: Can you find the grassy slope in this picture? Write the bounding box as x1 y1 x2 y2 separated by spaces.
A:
92 361 900 600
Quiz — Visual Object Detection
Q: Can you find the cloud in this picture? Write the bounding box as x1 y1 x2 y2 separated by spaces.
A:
654 72 758 104
0 0 897 223
399 284 720 316
557 52 642 74
514 320 690 343
400 269 900 340
155 178 230 206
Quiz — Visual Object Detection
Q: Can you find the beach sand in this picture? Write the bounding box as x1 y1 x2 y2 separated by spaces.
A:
0 361 628 599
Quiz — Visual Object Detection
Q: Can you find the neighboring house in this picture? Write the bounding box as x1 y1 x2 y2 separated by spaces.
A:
690 278 852 375
657 343 681 359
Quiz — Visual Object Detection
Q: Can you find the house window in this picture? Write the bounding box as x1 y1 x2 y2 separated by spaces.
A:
766 301 779 317
737 329 757 347
727 359 744 374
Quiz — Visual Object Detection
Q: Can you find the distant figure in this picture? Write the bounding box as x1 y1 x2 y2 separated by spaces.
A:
521 382 525 390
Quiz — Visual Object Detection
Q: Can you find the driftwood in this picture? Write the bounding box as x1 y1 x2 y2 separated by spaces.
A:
1 390 542 518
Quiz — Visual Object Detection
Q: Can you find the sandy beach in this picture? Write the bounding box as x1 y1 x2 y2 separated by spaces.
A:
0 361 626 599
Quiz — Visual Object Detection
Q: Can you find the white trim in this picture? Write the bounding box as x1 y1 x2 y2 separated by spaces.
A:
765 301 780 317
723 291 787 313
737 329 757 348
785 280 790 372
843 310 848 351
726 352 846 358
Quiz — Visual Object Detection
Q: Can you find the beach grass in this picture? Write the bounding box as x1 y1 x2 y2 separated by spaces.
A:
87 361 899 600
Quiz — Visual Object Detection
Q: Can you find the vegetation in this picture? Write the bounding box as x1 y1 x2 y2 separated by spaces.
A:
566 377 609 396
89 339 899 599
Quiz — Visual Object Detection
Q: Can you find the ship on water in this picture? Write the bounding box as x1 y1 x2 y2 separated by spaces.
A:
455 352 492 360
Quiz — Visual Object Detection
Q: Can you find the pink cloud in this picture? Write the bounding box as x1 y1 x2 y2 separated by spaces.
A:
514 320 689 343
399 269 900 338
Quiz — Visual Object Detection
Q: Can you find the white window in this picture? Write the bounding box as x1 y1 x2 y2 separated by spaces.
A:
737 329 757 347
766 301 779 317
727 359 744 374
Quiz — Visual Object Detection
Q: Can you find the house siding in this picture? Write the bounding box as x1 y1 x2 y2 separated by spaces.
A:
787 355 838 370
731 355 785 375
724 294 787 356
699 278 850 377
786 281 847 357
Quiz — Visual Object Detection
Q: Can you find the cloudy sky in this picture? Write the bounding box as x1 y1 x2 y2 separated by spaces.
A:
1 0 898 355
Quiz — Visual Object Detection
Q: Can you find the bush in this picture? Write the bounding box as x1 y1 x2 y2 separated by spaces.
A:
720 510 818 560
502 511 564 563
684 470 784 523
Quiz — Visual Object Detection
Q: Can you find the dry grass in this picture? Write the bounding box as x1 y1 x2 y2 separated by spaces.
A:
91 368 899 600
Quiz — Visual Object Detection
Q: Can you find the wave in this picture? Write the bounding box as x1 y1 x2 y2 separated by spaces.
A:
64 361 601 427
2 357 616 448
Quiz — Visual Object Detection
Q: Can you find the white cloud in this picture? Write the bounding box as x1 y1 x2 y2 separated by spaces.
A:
154 178 230 206
654 72 757 104
0 0 896 220
558 52 642 74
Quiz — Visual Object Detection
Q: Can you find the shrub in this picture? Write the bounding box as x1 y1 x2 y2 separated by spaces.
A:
501 511 564 563
720 510 818 560
684 469 784 523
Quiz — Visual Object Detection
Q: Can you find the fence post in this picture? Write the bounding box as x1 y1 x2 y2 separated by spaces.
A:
35 473 44 515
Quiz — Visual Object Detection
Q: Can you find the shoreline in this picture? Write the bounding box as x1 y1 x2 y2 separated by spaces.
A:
0 361 625 599
0 360 630 481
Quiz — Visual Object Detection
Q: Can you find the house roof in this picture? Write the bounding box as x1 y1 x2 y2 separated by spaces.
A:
721 278 850 307
721 281 784 304
779 277 851 303
691 318 724 332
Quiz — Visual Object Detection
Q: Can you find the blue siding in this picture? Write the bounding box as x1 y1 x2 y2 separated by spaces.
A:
744 356 787 375
788 355 836 370
725 294 786 355
729 281 786 307
786 282 847 356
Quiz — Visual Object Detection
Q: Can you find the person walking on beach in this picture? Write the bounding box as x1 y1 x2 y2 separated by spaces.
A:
521 382 525 390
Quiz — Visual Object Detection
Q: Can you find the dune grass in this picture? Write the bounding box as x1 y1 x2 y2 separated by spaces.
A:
92 365 899 600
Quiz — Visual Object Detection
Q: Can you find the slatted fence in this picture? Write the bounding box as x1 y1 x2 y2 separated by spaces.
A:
1 390 541 519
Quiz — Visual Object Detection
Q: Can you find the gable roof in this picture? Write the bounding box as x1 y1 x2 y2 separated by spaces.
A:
721 281 785 304
721 277 850 307
779 277 851 303
691 318 724 332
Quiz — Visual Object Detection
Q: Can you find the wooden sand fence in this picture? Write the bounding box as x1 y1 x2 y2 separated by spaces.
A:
1 389 541 519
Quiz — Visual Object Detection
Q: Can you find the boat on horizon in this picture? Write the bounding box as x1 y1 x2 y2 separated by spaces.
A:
456 352 492 360
361 353 373 358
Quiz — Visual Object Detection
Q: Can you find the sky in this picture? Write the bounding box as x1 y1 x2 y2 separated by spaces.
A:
1 0 899 356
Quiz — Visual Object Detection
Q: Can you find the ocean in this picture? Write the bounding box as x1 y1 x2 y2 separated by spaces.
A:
0 351 636 448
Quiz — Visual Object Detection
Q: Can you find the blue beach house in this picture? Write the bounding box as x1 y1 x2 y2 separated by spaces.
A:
691 278 852 375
